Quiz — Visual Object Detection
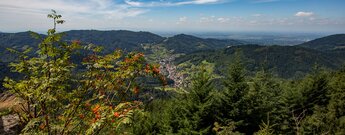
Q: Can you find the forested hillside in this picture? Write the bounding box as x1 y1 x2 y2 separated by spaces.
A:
175 45 345 78
0 32 41 49
64 30 165 53
298 34 345 51
160 34 243 53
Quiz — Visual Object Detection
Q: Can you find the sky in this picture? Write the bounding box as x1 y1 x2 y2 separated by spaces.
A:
0 0 345 33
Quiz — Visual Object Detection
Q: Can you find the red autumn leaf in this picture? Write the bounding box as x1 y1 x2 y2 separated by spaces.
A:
114 112 120 118
92 104 100 113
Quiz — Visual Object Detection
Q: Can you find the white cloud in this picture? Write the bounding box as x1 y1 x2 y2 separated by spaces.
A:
199 16 215 23
181 0 220 4
179 16 188 22
217 17 230 23
252 14 263 17
0 0 148 19
295 11 314 17
0 0 149 31
124 0 223 7
125 0 143 7
199 16 231 23
177 16 188 24
252 0 280 3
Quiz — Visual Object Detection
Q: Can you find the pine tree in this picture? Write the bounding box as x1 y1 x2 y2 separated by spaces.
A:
242 61 284 134
169 64 217 134
217 49 250 133
326 67 345 134
299 67 345 134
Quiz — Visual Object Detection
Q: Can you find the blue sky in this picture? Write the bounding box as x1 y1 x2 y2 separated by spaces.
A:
0 0 344 33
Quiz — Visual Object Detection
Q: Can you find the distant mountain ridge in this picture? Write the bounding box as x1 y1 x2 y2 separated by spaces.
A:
160 34 243 53
298 34 345 51
63 30 165 53
0 30 244 54
0 31 42 49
